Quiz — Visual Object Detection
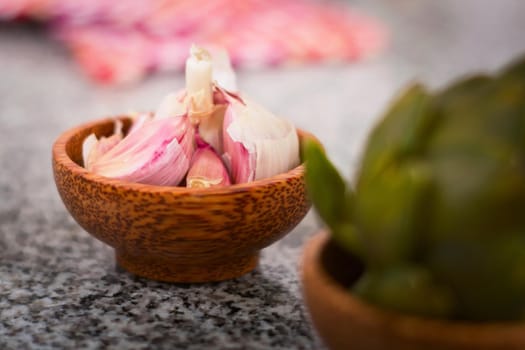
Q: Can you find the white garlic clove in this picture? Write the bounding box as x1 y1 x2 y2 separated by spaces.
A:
222 95 300 184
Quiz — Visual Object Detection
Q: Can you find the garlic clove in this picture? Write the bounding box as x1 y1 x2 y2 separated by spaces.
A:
196 104 227 155
222 95 300 184
186 45 214 122
90 116 194 186
222 125 253 183
187 145 231 188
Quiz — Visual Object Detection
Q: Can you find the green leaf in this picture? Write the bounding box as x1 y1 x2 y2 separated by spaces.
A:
427 139 525 240
432 73 525 150
354 161 434 266
434 75 492 106
302 139 350 231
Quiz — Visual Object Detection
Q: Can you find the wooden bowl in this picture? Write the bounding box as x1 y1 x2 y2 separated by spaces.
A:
301 231 525 350
52 116 313 283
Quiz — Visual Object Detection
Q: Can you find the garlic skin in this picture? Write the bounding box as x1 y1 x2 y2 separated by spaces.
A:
186 144 231 188
154 91 186 120
196 104 227 155
89 116 194 186
222 95 300 184
82 119 123 171
211 48 238 93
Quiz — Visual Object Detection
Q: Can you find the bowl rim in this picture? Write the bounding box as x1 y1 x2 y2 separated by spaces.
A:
53 115 311 195
302 230 525 347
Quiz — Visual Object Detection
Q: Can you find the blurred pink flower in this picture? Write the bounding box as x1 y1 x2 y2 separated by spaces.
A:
1 0 387 84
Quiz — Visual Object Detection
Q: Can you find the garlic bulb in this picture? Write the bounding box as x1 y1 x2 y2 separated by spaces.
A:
89 116 194 186
83 45 300 187
182 46 300 184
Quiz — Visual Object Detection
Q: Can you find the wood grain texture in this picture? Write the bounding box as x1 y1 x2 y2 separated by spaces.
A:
301 232 525 350
52 116 313 283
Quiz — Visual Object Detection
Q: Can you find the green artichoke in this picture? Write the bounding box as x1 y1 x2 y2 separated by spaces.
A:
304 54 525 321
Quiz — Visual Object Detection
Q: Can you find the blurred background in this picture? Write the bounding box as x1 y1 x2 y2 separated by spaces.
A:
1 0 524 174
1 0 525 348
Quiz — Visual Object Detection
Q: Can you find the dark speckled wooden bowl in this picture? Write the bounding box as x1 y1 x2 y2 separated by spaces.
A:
52 116 314 283
301 232 525 350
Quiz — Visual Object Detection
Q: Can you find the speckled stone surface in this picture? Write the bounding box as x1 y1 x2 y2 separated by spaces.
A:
1 1 525 349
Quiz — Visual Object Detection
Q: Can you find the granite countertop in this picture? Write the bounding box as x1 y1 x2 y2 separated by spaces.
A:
1 1 525 349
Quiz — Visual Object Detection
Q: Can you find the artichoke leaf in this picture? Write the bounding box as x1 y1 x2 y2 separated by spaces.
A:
428 139 525 240
355 161 434 267
303 139 353 231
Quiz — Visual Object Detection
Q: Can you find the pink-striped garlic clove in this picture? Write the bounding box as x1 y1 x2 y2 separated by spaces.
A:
186 145 231 188
89 116 194 186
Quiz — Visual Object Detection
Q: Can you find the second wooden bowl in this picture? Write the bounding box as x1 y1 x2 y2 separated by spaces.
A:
52 116 313 283
301 231 525 350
